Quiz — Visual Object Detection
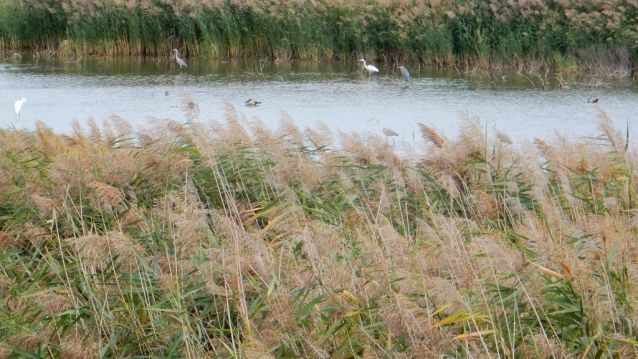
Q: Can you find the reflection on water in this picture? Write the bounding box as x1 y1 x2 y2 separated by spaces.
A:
1 52 637 144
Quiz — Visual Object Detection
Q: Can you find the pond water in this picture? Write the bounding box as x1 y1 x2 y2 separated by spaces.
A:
1 51 637 145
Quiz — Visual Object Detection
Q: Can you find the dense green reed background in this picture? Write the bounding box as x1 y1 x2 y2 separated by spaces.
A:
1 0 637 69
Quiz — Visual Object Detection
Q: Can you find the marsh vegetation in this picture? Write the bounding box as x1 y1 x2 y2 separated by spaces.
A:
1 0 637 71
1 102 637 358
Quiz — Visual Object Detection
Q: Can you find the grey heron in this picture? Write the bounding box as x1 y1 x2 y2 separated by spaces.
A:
368 118 398 144
173 49 188 68
588 97 599 103
358 59 379 74
382 127 399 137
398 66 410 83
245 99 262 106
14 98 26 120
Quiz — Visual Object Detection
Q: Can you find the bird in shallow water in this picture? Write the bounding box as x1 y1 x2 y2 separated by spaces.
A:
245 99 262 106
14 98 26 120
173 49 188 68
368 118 398 144
588 97 599 103
382 127 399 145
398 66 410 83
358 59 379 74
382 128 399 137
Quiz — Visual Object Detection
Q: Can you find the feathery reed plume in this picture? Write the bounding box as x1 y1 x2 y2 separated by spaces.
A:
87 117 103 144
0 169 13 193
60 336 97 359
178 93 199 120
73 233 143 272
0 232 17 247
87 181 124 207
427 277 466 312
533 137 555 161
496 131 513 144
471 190 499 220
20 223 48 246
243 338 277 359
34 120 60 154
418 123 445 148
278 111 305 147
378 224 409 260
603 197 619 214
34 293 73 314
31 194 57 217
596 109 626 154
473 237 523 273
6 335 45 352
304 121 333 148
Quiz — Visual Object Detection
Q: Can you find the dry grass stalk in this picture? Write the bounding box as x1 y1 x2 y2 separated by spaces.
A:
418 123 445 149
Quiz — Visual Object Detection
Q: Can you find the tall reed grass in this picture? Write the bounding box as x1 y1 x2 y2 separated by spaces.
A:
0 0 637 71
0 105 637 358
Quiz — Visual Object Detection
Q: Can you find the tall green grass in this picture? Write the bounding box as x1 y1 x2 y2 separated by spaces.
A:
0 0 637 70
0 105 637 358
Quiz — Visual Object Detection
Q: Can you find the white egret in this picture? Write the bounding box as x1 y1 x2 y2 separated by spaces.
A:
588 97 599 103
398 66 410 83
14 98 26 120
358 59 379 74
173 49 188 68
245 99 262 106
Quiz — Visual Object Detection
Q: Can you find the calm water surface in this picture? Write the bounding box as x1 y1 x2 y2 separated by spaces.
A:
1 52 637 144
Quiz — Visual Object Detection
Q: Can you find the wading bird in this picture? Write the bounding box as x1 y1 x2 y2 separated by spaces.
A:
368 118 398 144
382 127 399 137
173 49 188 68
398 66 410 83
588 97 599 103
14 98 26 120
358 59 379 75
245 99 262 106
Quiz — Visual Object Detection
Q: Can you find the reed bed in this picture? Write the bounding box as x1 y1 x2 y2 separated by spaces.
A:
1 0 637 71
0 106 638 358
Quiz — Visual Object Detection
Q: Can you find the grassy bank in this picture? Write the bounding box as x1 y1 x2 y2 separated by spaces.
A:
0 105 638 358
0 0 637 71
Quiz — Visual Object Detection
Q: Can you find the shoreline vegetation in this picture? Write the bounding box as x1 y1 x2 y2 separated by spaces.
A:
1 103 638 357
0 0 637 73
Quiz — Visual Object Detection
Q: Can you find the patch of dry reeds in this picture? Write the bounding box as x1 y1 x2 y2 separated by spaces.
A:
1 107 637 358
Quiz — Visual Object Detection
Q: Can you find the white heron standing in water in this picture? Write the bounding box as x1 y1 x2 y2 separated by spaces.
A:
358 59 379 75
398 66 410 83
14 98 26 120
173 49 188 68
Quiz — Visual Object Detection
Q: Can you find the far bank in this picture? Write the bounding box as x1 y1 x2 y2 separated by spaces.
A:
0 0 637 72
